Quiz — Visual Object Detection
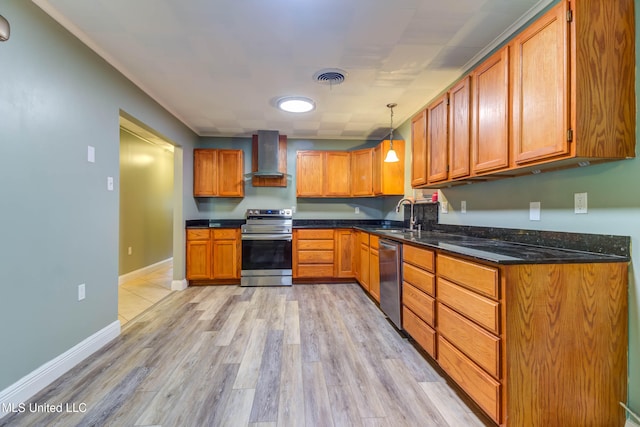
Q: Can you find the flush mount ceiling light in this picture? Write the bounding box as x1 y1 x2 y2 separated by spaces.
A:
277 96 315 113
0 15 10 41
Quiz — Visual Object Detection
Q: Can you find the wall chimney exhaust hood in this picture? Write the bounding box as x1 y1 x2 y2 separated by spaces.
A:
253 130 284 177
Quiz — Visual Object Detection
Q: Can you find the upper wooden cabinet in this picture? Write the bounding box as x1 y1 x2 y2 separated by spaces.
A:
427 95 449 184
296 151 351 197
325 151 351 197
472 46 510 175
193 149 244 197
449 76 472 180
351 148 373 196
296 151 324 197
411 110 428 187
373 140 405 195
412 0 635 188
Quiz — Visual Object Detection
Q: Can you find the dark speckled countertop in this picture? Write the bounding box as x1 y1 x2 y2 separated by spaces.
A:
358 227 629 265
186 219 629 265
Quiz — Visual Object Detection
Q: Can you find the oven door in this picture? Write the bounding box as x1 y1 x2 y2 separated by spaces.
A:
241 234 292 285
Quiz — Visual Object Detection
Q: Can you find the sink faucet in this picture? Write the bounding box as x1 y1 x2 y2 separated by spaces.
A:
395 197 416 231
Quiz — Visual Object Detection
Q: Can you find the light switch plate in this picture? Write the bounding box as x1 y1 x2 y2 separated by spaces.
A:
78 284 85 301
461 200 467 213
440 201 448 214
530 202 541 221
107 177 114 191
87 146 95 163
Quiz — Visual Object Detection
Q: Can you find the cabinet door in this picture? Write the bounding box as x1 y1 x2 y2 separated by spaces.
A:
449 76 472 179
217 150 244 197
411 110 428 187
193 149 217 196
375 140 405 195
186 239 211 280
296 151 324 197
324 152 351 196
512 2 569 165
212 229 239 279
369 247 380 302
334 229 355 278
351 149 373 196
359 243 370 291
427 95 449 183
372 144 383 195
472 47 510 174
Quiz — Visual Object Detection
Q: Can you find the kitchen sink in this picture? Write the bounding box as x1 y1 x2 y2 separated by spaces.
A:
372 228 412 234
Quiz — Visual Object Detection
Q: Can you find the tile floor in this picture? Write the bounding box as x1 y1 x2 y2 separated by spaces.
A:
118 261 174 325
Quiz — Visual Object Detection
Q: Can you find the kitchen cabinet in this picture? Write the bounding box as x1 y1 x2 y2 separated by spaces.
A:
358 232 370 292
471 46 510 175
401 244 436 358
186 229 211 280
186 228 240 283
296 151 324 197
433 253 627 426
296 151 351 197
351 148 373 196
368 235 380 302
448 76 471 179
324 152 351 197
211 228 240 279
293 229 335 278
373 140 405 195
426 95 449 183
334 229 355 278
411 0 635 188
410 110 427 187
193 149 244 197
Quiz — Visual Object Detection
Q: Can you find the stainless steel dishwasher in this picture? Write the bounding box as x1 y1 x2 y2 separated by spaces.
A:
379 239 402 330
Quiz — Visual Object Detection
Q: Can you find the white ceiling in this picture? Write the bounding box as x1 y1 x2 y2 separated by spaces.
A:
34 0 553 141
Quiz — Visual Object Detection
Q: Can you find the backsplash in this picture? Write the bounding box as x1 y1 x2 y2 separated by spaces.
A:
403 202 439 230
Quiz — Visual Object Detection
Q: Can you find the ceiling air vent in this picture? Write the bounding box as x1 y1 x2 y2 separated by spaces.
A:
313 68 347 86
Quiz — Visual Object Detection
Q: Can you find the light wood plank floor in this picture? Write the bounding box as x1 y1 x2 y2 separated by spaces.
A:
2 284 494 427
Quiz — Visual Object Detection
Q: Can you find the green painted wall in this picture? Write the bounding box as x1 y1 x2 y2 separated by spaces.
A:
0 0 198 392
119 129 174 275
196 137 393 219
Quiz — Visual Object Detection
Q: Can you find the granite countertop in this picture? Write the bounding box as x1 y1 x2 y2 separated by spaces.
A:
358 227 629 265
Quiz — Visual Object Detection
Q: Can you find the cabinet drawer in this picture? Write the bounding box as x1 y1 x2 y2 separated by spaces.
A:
402 262 435 296
403 244 434 272
437 254 499 299
369 235 379 249
296 264 334 278
437 303 500 378
438 336 501 424
212 228 237 239
298 250 334 264
403 282 435 326
297 239 334 250
187 229 211 240
296 229 334 239
403 306 436 358
438 278 500 334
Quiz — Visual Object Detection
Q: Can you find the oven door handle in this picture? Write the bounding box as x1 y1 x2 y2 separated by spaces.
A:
242 234 293 241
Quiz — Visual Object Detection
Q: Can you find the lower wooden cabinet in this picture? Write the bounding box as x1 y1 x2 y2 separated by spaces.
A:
293 229 335 278
335 229 355 278
186 228 240 283
368 235 380 302
400 244 628 426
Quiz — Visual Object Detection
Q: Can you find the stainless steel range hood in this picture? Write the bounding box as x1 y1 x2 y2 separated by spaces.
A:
253 130 284 177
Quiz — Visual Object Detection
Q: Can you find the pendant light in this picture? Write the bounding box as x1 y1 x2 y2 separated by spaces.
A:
384 103 399 163
0 15 10 41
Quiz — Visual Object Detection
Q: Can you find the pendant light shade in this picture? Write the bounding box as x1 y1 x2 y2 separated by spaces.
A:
0 15 9 41
384 103 399 163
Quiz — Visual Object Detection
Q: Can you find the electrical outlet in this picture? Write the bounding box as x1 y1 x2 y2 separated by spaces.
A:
78 284 86 301
574 192 588 214
128 246 132 255
461 200 467 213
355 207 360 214
529 202 541 221
440 201 448 214
291 205 296 213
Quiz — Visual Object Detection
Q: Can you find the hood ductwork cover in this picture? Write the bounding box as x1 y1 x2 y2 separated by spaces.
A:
253 130 284 177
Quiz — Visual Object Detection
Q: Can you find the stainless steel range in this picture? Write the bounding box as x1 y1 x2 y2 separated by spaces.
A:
240 209 293 286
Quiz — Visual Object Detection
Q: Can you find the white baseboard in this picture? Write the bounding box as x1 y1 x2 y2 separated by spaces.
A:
172 279 188 291
0 320 121 419
118 257 172 286
627 419 640 427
